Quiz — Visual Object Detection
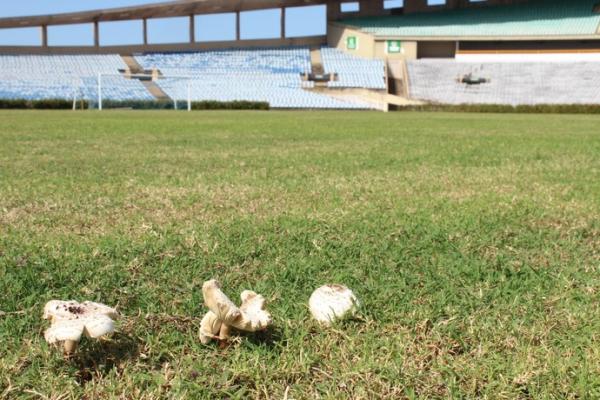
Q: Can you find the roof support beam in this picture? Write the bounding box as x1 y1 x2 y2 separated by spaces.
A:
143 18 148 45
94 21 100 47
41 25 48 48
189 14 195 43
358 0 384 17
0 35 327 55
0 0 339 29
236 11 241 41
281 7 286 39
327 3 341 21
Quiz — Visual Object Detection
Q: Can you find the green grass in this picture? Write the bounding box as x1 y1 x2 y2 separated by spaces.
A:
1 110 599 399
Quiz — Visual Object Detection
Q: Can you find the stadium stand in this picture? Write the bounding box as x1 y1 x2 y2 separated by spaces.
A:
1 0 599 109
0 49 382 108
343 0 600 37
407 60 600 105
135 47 376 109
320 47 386 89
0 55 152 101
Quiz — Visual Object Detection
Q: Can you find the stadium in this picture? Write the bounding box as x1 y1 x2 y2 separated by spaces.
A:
1 1 600 399
0 0 599 109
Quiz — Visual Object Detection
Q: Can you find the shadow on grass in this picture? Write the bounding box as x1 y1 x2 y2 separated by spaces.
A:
237 326 286 350
71 332 142 385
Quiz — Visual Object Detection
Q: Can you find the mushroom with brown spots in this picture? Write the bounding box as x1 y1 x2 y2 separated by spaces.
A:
309 284 359 326
199 280 272 344
43 300 119 355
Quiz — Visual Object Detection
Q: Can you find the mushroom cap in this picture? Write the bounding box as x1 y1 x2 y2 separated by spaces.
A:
309 284 359 326
43 300 80 321
43 300 118 322
43 300 118 346
81 301 119 320
44 319 84 344
238 291 272 332
82 314 116 339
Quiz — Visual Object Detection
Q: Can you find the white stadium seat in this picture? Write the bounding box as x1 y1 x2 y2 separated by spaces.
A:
0 55 152 101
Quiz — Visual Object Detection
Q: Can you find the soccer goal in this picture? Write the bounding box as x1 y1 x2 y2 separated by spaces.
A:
93 73 195 111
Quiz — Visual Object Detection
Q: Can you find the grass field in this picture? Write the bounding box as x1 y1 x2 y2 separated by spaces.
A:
1 110 599 399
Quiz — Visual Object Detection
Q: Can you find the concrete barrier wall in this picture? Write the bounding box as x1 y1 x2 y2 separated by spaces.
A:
0 36 327 55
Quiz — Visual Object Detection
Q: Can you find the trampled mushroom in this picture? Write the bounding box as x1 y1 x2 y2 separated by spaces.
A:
43 300 119 355
309 284 359 326
199 279 272 344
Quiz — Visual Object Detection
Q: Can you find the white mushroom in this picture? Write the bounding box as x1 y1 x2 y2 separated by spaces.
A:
43 300 118 355
238 290 272 332
199 311 222 344
309 285 359 326
199 280 272 343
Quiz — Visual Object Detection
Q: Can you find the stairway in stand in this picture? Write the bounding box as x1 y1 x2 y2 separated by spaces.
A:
120 54 171 101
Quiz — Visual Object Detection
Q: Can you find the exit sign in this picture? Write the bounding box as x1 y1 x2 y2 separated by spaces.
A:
346 36 358 50
387 40 402 54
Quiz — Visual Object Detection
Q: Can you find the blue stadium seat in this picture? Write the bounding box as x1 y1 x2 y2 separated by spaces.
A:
0 49 382 109
0 55 152 101
135 47 375 109
320 47 386 90
407 60 600 105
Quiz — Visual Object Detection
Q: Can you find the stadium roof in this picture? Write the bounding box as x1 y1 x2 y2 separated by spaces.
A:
342 0 600 39
0 0 336 29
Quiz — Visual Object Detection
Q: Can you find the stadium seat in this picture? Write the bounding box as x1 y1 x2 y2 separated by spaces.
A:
406 60 600 105
0 49 380 109
320 47 386 90
0 55 152 101
135 47 375 109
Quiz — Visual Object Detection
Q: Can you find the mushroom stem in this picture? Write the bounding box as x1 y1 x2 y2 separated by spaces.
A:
199 311 222 344
63 340 78 355
218 324 233 341
202 280 242 323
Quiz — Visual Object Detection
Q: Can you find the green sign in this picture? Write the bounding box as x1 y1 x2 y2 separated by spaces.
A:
346 36 358 50
387 40 402 54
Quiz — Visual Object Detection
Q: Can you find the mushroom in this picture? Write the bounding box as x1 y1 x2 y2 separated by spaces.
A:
43 300 118 355
199 279 272 344
199 311 222 344
309 284 359 326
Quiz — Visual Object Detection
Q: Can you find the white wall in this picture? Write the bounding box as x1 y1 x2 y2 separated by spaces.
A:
456 52 600 62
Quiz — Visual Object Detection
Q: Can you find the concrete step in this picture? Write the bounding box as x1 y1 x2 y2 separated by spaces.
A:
386 59 409 97
121 55 144 74
121 54 171 101
141 81 171 101
306 86 423 111
310 46 324 75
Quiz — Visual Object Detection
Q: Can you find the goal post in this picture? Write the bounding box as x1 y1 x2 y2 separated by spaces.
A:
96 72 194 111
98 73 102 111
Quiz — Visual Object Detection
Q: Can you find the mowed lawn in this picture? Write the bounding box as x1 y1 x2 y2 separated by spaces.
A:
1 110 599 399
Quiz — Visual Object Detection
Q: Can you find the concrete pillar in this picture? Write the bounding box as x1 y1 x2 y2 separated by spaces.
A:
189 15 195 43
403 0 428 14
93 21 100 47
358 0 384 17
143 18 148 45
404 0 468 13
447 0 461 10
281 8 286 38
236 11 241 41
327 3 342 21
41 25 48 48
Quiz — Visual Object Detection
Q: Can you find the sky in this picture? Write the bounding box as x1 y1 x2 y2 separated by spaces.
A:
0 0 328 46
